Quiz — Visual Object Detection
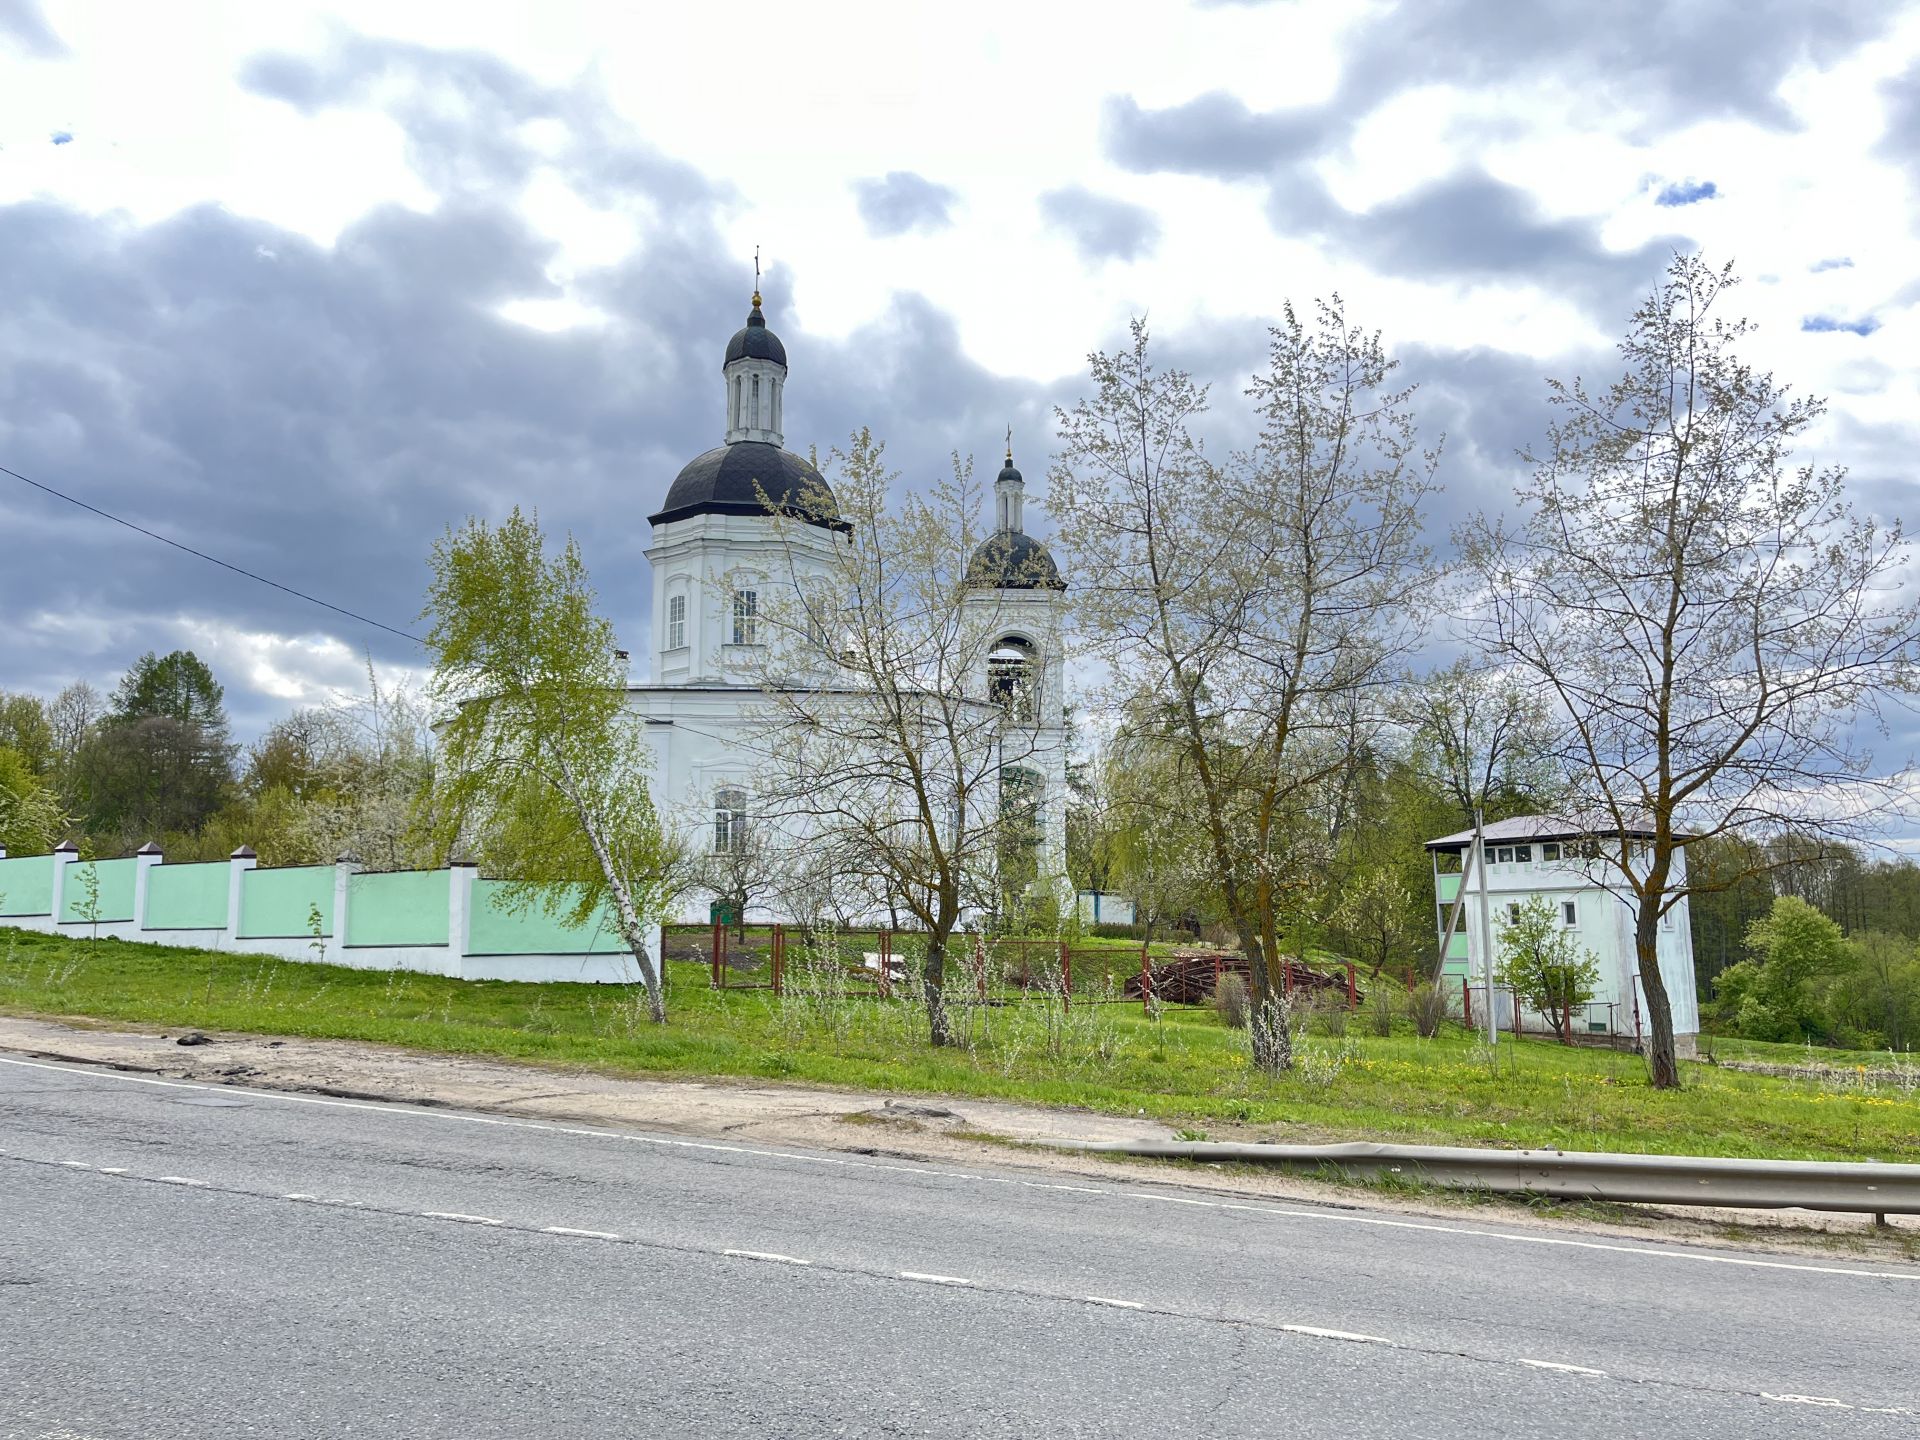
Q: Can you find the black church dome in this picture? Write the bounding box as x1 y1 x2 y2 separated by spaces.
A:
965 530 1066 591
723 297 788 368
649 442 841 529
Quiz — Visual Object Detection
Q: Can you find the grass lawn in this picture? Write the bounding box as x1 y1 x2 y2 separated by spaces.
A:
3 924 1916 1163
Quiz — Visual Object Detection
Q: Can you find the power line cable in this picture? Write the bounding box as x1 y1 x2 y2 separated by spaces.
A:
1 460 425 646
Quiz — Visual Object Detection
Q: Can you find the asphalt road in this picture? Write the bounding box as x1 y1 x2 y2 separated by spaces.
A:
2 1055 1917 1439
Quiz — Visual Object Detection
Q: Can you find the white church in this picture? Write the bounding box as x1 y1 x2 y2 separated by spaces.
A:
624 288 1071 923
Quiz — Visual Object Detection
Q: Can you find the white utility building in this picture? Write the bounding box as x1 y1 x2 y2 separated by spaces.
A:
1425 815 1701 1052
625 289 1071 922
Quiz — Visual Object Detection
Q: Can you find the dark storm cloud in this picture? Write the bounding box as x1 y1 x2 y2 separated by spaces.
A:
0 36 1058 736
1103 93 1330 179
238 34 718 209
1879 59 1920 178
1038 186 1160 263
0 0 65 57
1102 2 1895 313
851 171 959 237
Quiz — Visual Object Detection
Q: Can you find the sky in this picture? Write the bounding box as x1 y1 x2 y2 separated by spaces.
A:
2 0 1917 833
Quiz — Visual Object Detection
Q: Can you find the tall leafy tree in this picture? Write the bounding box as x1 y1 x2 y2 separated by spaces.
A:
422 508 681 1021
74 651 235 845
1050 306 1438 1071
1459 255 1920 1088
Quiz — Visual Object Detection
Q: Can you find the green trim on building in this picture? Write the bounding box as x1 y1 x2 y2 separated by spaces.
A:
61 859 135 924
468 881 624 956
144 862 231 930
237 866 334 939
0 855 53 917
344 870 449 947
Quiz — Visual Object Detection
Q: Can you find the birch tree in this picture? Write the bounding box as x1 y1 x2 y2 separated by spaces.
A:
1050 306 1438 1071
1459 254 1920 1088
423 509 681 1020
744 430 1058 1047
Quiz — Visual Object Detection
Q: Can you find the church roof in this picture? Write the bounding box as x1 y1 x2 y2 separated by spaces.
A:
965 530 1066 591
724 296 787 368
649 441 843 530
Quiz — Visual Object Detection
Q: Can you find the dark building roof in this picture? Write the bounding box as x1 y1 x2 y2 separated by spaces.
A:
723 297 787 369
997 458 1023 486
648 442 843 529
965 530 1067 591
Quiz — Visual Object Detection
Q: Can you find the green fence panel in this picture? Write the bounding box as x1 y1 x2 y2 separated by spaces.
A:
237 866 335 939
468 880 625 955
0 855 54 917
144 862 231 931
345 870 449 947
61 859 135 924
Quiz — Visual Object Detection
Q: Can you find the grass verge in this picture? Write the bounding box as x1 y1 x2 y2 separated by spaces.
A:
3 925 1916 1163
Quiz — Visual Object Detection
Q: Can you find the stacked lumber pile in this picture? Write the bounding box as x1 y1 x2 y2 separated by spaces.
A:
1123 950 1357 1005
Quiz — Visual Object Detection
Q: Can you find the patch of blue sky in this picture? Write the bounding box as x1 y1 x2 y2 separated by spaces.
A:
1801 315 1880 336
1655 179 1717 206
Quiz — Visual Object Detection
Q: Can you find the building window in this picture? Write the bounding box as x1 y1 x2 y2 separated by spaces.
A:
1495 846 1513 864
732 590 758 645
1513 844 1532 863
1506 902 1522 923
714 788 747 855
667 594 686 650
1562 901 1578 927
1542 842 1561 862
1659 909 1673 932
733 376 742 430
751 373 761 429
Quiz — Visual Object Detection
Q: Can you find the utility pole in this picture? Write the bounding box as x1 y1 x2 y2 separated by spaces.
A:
1473 808 1497 1047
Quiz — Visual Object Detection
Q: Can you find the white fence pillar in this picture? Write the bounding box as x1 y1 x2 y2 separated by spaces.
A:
49 841 78 924
330 851 363 964
448 859 477 976
133 841 162 931
226 846 257 949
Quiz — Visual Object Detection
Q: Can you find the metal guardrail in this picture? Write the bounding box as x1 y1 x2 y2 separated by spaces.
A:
1041 1139 1920 1215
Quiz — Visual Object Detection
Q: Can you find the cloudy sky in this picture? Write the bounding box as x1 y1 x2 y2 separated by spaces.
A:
2 0 1917 801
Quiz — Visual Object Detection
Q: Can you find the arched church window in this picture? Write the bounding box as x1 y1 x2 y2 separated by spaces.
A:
732 589 759 645
714 787 748 855
751 373 761 429
988 637 1036 723
666 594 686 650
732 375 743 430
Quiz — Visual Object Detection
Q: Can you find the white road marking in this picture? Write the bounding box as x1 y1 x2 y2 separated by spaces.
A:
900 1271 971 1286
154 1176 206 1187
544 1226 623 1240
723 1248 811 1265
422 1211 501 1225
1763 1394 1852 1408
283 1193 316 1201
57 1160 92 1168
1020 1181 1110 1195
4 1055 1916 1285
1517 1359 1608 1376
1281 1324 1392 1344
96 1167 127 1174
1122 1191 1218 1208
1084 1296 1144 1309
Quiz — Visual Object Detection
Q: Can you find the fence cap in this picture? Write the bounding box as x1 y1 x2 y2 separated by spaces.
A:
334 848 363 866
229 845 257 860
135 841 163 856
53 840 79 854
